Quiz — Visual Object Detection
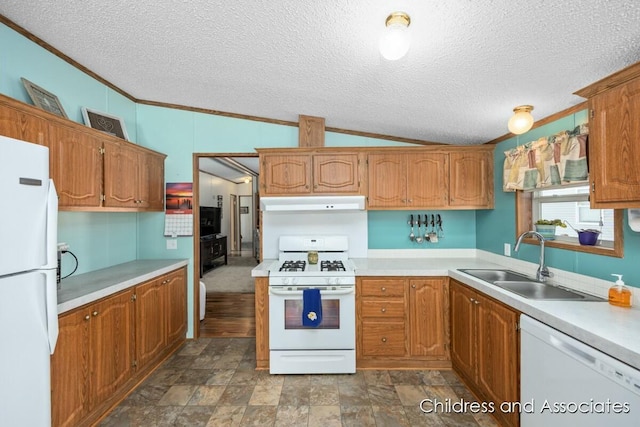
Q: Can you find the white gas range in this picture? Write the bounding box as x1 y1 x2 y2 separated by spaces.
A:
268 235 356 374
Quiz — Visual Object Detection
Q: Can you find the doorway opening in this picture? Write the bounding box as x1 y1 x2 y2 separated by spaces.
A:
193 153 260 339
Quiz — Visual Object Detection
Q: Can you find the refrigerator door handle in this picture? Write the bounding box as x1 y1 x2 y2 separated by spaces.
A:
45 179 59 354
44 179 58 270
44 269 59 354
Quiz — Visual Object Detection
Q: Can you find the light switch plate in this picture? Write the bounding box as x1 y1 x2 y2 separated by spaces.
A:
166 239 178 250
504 243 511 257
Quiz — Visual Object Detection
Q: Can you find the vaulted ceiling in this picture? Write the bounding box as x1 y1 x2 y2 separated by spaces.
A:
2 1 640 145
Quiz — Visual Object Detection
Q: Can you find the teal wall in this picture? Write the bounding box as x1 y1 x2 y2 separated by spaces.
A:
4 21 640 337
476 111 640 286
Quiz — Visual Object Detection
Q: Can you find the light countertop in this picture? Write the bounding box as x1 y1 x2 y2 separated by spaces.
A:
252 254 640 370
57 259 189 314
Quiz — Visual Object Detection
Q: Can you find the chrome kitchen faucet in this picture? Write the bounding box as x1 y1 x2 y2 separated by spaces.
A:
514 231 552 282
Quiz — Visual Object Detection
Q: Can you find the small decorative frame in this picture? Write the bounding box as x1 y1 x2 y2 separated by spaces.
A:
81 107 129 141
21 77 68 118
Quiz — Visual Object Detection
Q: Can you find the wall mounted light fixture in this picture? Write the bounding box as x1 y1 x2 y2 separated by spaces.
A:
379 12 411 60
508 105 535 135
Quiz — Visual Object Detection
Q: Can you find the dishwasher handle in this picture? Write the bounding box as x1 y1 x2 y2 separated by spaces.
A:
549 335 596 366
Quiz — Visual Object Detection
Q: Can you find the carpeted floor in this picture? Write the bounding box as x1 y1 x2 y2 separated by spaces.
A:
202 255 258 293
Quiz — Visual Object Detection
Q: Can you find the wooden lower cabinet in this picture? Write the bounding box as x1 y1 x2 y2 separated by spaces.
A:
51 289 135 427
254 277 269 370
450 279 520 427
51 267 187 427
357 277 450 369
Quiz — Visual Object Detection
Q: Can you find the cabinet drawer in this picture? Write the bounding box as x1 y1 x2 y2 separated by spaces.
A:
361 321 406 356
360 280 404 297
361 299 405 318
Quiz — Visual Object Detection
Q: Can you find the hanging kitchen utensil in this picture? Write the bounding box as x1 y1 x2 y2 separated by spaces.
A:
437 214 444 239
409 214 415 241
423 214 430 242
428 214 438 242
415 215 423 243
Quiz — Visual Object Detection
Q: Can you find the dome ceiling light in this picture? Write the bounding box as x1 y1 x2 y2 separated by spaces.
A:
508 105 535 135
379 11 411 61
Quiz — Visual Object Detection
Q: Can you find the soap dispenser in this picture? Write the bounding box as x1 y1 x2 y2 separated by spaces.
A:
608 274 632 308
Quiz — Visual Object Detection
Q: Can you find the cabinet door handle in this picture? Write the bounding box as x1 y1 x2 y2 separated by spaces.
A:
381 308 386 313
470 297 475 303
411 284 416 289
381 337 387 343
381 287 386 292
408 199 413 203
92 311 98 316
84 315 90 321
474 300 480 305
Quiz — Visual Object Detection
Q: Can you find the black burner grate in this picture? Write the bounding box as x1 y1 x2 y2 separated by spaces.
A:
279 260 306 272
320 260 346 272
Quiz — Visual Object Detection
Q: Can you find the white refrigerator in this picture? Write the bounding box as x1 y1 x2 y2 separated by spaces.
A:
0 135 59 426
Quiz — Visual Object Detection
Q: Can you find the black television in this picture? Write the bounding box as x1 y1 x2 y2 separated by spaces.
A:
200 206 222 237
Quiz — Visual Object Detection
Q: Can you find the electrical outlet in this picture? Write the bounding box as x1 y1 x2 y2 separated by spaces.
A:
166 239 178 250
504 243 511 257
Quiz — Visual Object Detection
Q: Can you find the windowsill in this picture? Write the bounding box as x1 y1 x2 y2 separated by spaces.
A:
520 237 623 258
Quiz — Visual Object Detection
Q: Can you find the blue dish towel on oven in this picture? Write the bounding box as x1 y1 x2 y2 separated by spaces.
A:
302 288 323 328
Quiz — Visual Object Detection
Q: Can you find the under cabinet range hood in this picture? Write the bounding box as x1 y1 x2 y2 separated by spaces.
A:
260 195 365 212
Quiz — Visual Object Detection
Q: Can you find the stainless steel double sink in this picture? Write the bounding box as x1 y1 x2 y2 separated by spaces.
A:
458 269 605 301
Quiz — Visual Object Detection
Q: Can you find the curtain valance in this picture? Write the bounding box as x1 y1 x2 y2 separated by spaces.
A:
503 125 589 192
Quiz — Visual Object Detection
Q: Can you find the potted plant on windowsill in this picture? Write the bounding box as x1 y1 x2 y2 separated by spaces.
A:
534 219 566 240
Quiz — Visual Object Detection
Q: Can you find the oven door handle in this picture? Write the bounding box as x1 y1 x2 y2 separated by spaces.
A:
269 288 355 296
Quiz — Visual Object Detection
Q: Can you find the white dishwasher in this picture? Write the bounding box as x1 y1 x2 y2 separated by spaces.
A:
520 315 640 426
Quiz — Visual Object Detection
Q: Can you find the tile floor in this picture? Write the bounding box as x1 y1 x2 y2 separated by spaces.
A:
100 338 499 426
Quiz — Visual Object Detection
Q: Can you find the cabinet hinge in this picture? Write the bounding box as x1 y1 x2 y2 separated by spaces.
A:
101 194 106 202
131 294 137 302
99 147 105 155
590 109 595 119
591 182 595 193
132 360 138 368
515 322 520 331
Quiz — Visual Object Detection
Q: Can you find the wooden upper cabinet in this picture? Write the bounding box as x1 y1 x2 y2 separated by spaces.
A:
141 152 166 210
367 153 407 207
368 149 491 210
104 140 139 208
104 140 166 210
588 78 640 207
574 61 640 208
449 150 494 209
408 152 449 207
0 94 166 212
49 123 104 208
0 102 48 145
261 154 312 195
260 150 362 196
312 153 360 193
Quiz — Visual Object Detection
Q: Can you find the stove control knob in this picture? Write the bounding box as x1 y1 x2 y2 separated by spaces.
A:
282 278 290 285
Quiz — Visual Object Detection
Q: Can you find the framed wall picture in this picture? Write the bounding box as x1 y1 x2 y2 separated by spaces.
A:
81 107 129 140
21 77 68 118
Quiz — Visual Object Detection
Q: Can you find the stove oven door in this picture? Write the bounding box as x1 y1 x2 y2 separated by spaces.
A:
268 286 355 350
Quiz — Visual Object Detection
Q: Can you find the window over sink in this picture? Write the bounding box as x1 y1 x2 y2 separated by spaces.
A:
516 184 623 257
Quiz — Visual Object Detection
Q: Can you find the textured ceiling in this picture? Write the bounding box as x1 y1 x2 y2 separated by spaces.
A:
2 1 640 145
